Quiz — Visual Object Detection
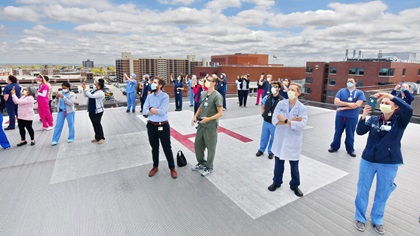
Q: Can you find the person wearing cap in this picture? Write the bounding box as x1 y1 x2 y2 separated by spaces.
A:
191 74 223 176
124 73 138 113
11 86 36 146
256 81 282 159
171 74 185 111
328 77 366 157
51 82 76 146
82 79 106 144
217 73 227 110
36 74 54 130
268 83 307 197
2 75 21 130
143 77 177 179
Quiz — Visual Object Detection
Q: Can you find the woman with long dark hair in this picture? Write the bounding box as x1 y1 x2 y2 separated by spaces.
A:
82 79 106 144
11 86 37 146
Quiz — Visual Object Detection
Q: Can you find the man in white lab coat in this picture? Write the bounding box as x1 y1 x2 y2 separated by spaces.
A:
268 83 308 197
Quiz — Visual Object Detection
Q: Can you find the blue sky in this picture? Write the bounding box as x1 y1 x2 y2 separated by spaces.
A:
0 0 420 65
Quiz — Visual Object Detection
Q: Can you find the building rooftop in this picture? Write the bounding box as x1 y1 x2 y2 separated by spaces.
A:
1 97 420 235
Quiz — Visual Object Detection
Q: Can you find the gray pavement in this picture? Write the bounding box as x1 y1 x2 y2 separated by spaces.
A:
1 96 420 236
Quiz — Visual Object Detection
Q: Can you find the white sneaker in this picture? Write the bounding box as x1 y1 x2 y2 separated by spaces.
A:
46 126 53 131
191 164 205 171
201 167 213 176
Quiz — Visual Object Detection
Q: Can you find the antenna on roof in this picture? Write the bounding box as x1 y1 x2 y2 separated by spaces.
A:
345 49 348 60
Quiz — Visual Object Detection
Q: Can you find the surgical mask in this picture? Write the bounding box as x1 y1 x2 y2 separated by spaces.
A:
205 81 211 87
271 87 278 94
62 89 68 93
379 104 393 114
199 81 203 86
347 82 354 88
400 88 405 92
287 91 296 100
150 83 157 91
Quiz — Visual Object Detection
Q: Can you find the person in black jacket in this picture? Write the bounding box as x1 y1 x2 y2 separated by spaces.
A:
354 92 413 234
256 81 281 159
239 74 250 107
390 83 414 105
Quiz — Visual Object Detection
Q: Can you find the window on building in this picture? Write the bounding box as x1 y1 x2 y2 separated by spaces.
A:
329 78 336 86
379 68 395 76
349 68 364 75
402 68 406 76
305 87 311 94
418 69 420 76
327 90 335 97
330 67 337 74
357 81 363 87
306 66 313 73
305 77 312 84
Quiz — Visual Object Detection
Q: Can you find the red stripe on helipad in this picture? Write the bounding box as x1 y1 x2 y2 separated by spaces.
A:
170 128 196 152
218 126 253 142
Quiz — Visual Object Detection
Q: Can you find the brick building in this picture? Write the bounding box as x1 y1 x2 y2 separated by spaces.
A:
304 59 420 103
194 53 305 94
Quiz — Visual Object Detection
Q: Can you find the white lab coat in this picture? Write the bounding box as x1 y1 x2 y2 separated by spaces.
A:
271 99 308 161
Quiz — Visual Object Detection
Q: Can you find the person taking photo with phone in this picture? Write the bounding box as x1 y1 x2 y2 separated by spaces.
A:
353 92 412 234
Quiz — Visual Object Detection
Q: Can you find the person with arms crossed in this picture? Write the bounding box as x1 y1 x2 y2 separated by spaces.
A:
328 77 366 157
268 83 307 197
143 77 177 179
2 75 21 130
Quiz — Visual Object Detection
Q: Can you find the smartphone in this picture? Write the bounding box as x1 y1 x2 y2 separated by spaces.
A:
368 96 377 108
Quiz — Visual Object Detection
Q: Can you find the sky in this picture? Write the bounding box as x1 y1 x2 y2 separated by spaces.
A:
0 0 420 66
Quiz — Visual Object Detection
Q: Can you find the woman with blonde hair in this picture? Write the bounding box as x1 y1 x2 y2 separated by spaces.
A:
36 74 53 130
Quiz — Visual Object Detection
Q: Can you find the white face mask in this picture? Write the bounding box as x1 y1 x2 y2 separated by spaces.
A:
287 90 296 100
271 87 278 94
62 89 68 93
205 81 211 88
199 81 203 86
379 104 393 114
150 83 157 91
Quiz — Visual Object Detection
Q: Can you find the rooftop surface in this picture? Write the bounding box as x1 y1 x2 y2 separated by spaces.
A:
1 96 420 236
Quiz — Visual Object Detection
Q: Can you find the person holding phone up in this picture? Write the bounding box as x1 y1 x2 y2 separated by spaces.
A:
390 83 414 105
328 77 366 157
353 93 412 234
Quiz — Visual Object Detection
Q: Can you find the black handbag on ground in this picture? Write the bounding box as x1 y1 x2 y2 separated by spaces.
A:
177 150 187 167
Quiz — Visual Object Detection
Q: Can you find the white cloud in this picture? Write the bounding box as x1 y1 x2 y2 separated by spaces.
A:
17 37 46 44
158 0 196 5
206 0 241 11
23 25 53 36
0 6 39 21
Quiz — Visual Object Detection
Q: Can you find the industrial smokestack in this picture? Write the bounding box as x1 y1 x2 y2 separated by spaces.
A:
353 50 356 59
358 50 362 59
345 49 348 60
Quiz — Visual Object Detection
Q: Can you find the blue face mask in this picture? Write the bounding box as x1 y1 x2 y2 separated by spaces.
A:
347 82 354 88
400 88 405 92
150 83 157 91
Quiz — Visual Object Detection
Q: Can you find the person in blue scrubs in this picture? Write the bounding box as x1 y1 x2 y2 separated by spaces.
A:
187 75 194 107
353 93 412 234
124 73 138 113
2 75 21 130
329 77 366 157
51 82 76 145
171 74 184 111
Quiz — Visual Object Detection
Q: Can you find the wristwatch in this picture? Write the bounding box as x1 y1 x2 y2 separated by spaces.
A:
284 119 288 124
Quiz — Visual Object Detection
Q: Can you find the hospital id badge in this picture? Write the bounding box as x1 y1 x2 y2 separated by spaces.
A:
348 97 353 101
158 126 163 131
268 112 272 116
204 102 208 108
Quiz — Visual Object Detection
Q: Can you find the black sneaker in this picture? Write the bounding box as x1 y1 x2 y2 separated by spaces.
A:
290 186 303 197
328 148 337 153
256 150 263 157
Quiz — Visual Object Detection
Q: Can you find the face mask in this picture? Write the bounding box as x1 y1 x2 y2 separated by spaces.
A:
287 90 296 100
205 81 211 87
150 83 157 91
267 78 272 82
22 90 27 95
199 81 203 86
347 82 354 88
271 87 278 94
400 88 405 92
62 89 68 93
380 104 393 114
